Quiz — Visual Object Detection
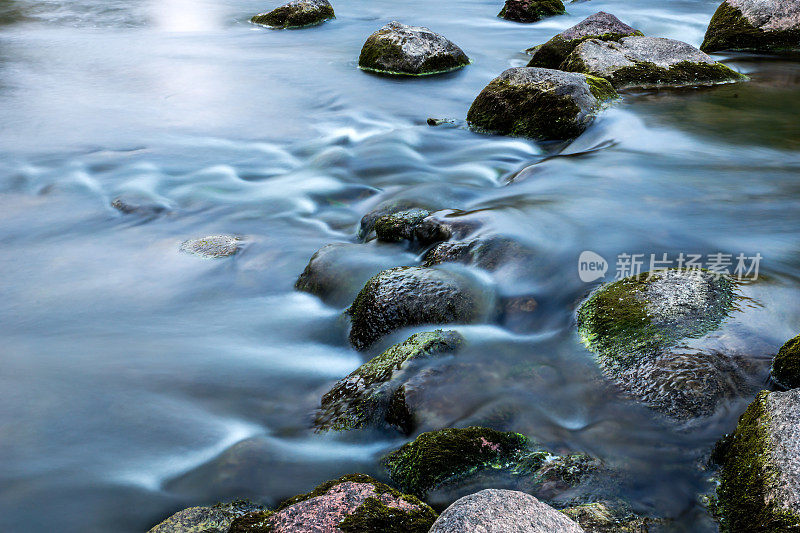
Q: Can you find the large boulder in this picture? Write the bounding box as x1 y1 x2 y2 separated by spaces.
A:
527 12 643 69
358 22 470 76
714 389 800 531
466 67 617 140
347 266 494 350
577 269 756 420
429 489 584 533
250 0 334 29
499 0 565 23
701 0 800 53
179 235 241 258
148 500 264 533
314 330 464 432
228 474 437 532
772 334 800 390
561 36 745 90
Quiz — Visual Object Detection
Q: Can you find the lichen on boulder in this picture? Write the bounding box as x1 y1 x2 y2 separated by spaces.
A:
701 0 800 53
250 0 334 29
713 389 800 532
179 235 241 258
228 473 437 532
498 0 566 23
772 334 800 390
347 266 494 350
527 12 643 69
358 22 470 76
148 500 264 533
561 36 746 90
466 67 617 140
314 330 464 432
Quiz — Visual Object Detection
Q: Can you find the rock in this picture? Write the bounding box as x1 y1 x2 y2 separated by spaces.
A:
561 36 745 90
714 389 800 531
499 0 565 23
382 427 531 497
228 474 438 532
429 489 584 533
358 22 470 76
314 330 464 432
148 500 263 533
358 200 434 241
466 67 617 140
179 235 241 258
413 211 480 247
347 266 494 350
111 195 168 216
701 0 800 53
527 12 643 69
250 0 334 29
561 501 652 532
295 243 410 307
772 334 800 390
374 208 431 243
423 236 530 271
577 269 754 420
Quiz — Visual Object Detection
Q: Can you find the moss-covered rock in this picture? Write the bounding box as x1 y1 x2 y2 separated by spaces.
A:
498 0 565 23
382 427 531 497
423 236 531 271
358 200 433 241
562 36 746 90
250 0 334 29
314 330 464 432
713 389 800 532
561 500 652 532
179 235 241 258
701 0 800 53
466 67 617 140
527 11 643 69
577 269 753 420
374 208 431 243
148 500 264 533
358 21 470 76
229 473 437 532
772 334 800 390
347 266 494 350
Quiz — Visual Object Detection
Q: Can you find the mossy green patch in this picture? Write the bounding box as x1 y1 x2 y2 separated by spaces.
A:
382 426 530 497
527 31 644 69
338 496 437 533
250 2 334 29
358 32 469 76
374 208 430 242
771 334 800 390
701 2 800 53
498 0 565 23
585 74 618 101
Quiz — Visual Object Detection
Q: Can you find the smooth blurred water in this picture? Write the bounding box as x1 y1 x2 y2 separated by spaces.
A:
0 0 799 531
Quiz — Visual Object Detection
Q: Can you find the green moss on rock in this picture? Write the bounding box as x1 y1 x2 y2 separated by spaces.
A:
701 2 800 53
250 0 334 29
338 496 438 533
149 500 264 533
499 0 565 23
771 334 800 390
374 208 431 243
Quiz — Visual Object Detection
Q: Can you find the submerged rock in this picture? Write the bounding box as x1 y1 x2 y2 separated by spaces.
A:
148 500 263 533
228 474 438 532
358 22 470 76
111 195 169 216
314 330 464 432
347 266 493 350
772 334 800 390
250 0 334 29
561 36 745 89
466 67 617 140
413 211 480 247
179 235 241 258
527 12 643 69
701 0 800 53
714 389 800 531
498 0 566 23
430 489 584 533
577 269 752 420
374 208 431 243
423 236 531 271
561 501 652 532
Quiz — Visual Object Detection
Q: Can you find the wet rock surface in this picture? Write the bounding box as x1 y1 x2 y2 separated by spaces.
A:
498 0 565 23
429 489 585 533
527 12 643 69
358 22 470 76
701 0 800 53
771 334 800 390
466 67 617 140
562 36 745 89
374 208 431 242
714 389 800 531
250 0 334 29
179 235 241 258
561 500 652 532
347 266 494 350
148 500 264 533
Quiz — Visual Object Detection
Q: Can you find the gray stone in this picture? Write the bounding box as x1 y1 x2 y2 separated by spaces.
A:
429 489 584 533
528 12 643 69
562 36 745 89
358 21 470 76
466 67 617 140
179 235 240 258
702 0 800 53
148 500 263 533
250 0 334 29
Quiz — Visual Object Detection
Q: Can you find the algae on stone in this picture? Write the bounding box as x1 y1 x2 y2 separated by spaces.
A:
771 334 800 390
701 0 800 53
148 500 264 533
498 0 565 23
374 208 431 243
250 0 334 29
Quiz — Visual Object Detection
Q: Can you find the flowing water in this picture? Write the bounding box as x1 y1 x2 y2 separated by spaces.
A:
1 0 799 531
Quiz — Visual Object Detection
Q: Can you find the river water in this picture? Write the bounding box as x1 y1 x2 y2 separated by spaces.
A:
0 0 799 531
